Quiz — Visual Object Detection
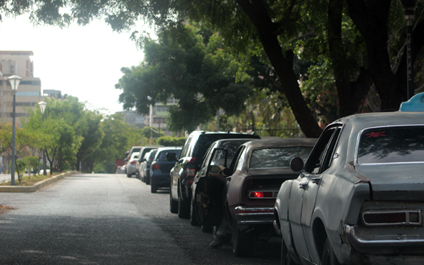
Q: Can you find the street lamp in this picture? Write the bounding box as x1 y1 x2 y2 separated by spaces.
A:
38 101 47 175
399 0 418 99
8 75 22 185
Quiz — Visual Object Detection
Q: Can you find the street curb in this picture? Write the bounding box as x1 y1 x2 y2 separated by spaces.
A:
0 171 78 193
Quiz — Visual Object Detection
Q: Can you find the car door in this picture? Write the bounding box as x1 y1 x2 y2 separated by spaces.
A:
289 125 342 263
196 148 228 227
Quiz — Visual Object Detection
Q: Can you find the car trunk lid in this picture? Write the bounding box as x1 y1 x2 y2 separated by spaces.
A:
356 164 424 201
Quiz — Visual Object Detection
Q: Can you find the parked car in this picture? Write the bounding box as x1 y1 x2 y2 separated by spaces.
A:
150 147 182 193
189 138 257 229
274 93 424 265
140 149 158 184
197 138 316 256
169 131 261 218
124 146 142 174
126 152 140 178
135 146 160 179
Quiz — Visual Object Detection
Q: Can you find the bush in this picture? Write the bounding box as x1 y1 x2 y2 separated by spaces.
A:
157 136 186 146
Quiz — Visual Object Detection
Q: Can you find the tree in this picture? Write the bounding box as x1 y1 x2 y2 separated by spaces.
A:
116 23 252 132
4 0 424 137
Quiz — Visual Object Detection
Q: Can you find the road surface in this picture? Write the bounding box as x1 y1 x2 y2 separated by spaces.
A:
0 173 280 264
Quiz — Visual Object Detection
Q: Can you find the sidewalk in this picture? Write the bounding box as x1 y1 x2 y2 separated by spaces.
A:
0 173 10 183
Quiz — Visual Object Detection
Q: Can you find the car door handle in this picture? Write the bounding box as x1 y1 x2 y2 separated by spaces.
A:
299 182 308 189
312 177 321 184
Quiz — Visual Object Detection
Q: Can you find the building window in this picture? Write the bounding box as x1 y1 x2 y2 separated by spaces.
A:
16 91 40 97
10 65 14 74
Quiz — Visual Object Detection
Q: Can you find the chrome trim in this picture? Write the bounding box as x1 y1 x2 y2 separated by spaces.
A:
235 206 274 215
344 224 424 245
355 124 424 166
362 209 422 226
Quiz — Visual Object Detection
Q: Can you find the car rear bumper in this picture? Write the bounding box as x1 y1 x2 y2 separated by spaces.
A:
151 172 170 187
342 224 424 264
235 206 274 225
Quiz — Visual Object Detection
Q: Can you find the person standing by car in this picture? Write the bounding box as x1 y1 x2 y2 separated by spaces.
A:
208 165 231 248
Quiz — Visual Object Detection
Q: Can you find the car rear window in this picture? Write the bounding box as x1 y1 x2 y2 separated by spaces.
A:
358 126 424 164
157 150 182 161
249 146 313 169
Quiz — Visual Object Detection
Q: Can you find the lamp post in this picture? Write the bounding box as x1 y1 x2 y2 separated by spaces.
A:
38 101 47 175
147 96 153 143
8 75 22 185
399 0 418 100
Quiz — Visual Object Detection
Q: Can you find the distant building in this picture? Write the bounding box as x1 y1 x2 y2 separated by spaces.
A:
0 51 42 126
117 97 178 135
43 89 62 99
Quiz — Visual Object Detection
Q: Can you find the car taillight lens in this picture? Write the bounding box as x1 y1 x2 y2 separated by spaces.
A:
362 210 421 226
249 191 276 199
152 163 160 170
130 161 137 165
186 168 196 177
188 157 196 163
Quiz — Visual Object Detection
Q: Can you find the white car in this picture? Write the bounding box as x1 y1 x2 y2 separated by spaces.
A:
126 152 140 178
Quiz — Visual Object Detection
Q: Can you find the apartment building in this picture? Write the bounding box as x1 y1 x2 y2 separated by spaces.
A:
0 51 42 126
118 97 178 135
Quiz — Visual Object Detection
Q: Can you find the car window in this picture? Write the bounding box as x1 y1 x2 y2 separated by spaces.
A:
358 126 424 164
305 125 341 174
249 146 313 169
157 150 182 161
210 149 228 167
181 136 193 158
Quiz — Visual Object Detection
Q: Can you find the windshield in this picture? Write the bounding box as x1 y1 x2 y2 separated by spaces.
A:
358 126 424 164
249 146 312 169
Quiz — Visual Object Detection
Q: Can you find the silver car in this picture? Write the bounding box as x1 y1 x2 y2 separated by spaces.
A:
274 93 424 265
126 152 140 178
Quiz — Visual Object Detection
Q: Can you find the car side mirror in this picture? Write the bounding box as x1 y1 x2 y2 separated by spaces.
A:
166 152 177 161
290 157 304 172
209 165 221 174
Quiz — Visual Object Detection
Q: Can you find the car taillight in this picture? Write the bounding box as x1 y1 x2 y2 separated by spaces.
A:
186 168 196 177
362 210 421 226
130 161 137 165
249 191 277 199
188 157 196 163
152 163 160 170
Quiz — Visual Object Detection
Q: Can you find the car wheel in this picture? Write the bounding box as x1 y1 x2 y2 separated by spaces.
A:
281 237 294 265
170 191 178 214
127 173 131 178
178 193 190 219
151 184 157 193
232 225 255 257
190 200 199 226
321 238 341 265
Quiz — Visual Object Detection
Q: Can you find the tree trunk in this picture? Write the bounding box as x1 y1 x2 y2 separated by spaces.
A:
328 0 373 117
237 0 322 137
347 0 404 111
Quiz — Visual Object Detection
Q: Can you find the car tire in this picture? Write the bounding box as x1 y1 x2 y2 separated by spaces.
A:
321 238 341 265
190 200 199 226
170 192 178 214
281 237 294 265
127 173 132 178
178 193 190 219
232 225 255 257
151 184 157 193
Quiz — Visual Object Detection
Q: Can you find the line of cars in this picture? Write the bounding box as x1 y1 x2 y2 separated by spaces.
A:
123 94 424 264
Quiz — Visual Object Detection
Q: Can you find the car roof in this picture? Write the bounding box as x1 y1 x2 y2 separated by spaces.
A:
241 138 317 149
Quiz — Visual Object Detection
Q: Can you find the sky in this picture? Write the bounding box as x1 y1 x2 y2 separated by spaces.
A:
0 14 152 115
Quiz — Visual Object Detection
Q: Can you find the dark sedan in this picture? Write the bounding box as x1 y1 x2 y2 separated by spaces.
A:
196 138 316 256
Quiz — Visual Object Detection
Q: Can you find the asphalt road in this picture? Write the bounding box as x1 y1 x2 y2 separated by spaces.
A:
0 173 280 265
